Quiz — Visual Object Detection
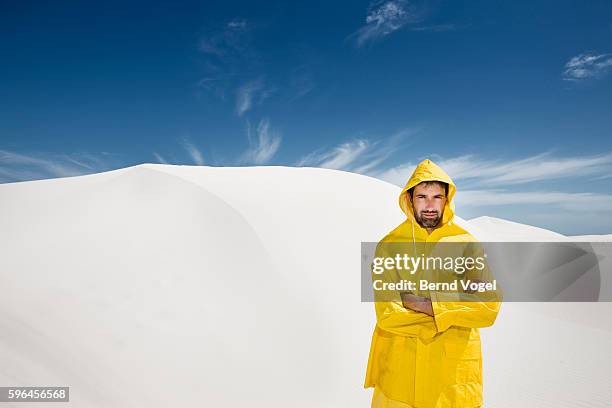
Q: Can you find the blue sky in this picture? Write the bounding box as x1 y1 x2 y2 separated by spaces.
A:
1 0 612 234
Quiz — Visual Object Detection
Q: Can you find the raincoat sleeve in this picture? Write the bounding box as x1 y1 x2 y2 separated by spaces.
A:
374 299 439 339
371 242 439 340
430 242 503 332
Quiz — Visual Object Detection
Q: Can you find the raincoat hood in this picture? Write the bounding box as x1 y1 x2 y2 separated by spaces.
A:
398 159 457 227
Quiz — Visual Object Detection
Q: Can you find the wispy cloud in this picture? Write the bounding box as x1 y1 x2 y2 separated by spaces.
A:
197 19 319 113
563 53 612 81
181 138 205 165
197 19 277 116
196 18 254 102
456 188 612 234
240 118 281 165
443 153 612 186
297 139 369 169
198 18 253 60
349 0 425 47
235 77 274 117
152 152 169 164
296 128 416 172
158 121 280 167
0 150 116 183
374 153 612 187
455 189 612 213
367 152 612 233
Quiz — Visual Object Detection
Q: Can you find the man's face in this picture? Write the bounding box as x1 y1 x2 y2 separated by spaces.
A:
410 182 447 229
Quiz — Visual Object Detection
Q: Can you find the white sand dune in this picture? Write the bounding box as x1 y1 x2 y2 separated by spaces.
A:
568 234 612 242
465 215 569 241
0 163 610 407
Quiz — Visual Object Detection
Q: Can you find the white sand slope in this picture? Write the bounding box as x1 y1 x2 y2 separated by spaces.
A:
465 216 612 407
0 163 610 407
466 215 569 241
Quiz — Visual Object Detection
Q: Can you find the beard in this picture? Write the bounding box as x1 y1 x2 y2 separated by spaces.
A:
415 211 441 228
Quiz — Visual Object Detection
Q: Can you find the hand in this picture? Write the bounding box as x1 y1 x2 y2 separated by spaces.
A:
400 292 434 316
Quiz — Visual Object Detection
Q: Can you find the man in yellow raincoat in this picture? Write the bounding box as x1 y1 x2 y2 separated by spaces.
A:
364 159 502 408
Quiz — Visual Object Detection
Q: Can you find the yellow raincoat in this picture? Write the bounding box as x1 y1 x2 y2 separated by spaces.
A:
364 159 502 408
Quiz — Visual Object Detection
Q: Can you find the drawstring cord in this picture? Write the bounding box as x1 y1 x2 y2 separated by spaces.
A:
411 218 416 257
